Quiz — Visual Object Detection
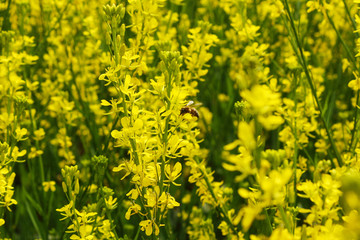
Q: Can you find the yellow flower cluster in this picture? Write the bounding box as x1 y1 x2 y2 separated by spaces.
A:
2 0 360 239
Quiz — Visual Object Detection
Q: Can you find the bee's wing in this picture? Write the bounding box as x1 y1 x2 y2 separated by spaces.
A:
186 100 194 106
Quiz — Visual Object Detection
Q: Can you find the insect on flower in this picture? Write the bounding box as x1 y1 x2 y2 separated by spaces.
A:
180 101 200 118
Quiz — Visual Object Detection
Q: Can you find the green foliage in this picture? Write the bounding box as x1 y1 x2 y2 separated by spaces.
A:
1 0 360 239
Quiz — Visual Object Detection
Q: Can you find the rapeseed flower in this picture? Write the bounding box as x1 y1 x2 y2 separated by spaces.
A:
3 0 360 238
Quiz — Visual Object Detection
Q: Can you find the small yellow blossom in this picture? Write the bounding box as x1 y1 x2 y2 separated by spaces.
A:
56 201 74 221
348 72 360 91
28 147 44 159
139 220 159 236
105 196 118 210
42 181 56 192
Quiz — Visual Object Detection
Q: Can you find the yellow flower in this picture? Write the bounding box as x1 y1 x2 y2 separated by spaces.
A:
56 201 74 221
139 220 159 236
239 205 263 232
348 72 360 91
238 121 256 151
306 0 321 13
269 228 293 240
28 147 44 159
105 196 118 210
101 98 123 115
15 128 28 141
241 84 284 130
33 128 45 141
125 204 142 220
42 181 56 192
70 225 94 240
165 162 182 186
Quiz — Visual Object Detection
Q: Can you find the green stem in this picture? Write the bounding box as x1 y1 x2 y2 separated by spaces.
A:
319 0 360 156
196 160 237 235
279 205 292 233
111 17 119 66
283 0 343 166
156 65 175 228
159 116 170 193
133 220 141 240
165 5 174 34
102 113 120 154
106 210 119 240
341 0 358 37
264 209 273 234
254 119 262 169
23 67 46 185
32 0 71 65
1 0 12 31
350 91 359 154
129 138 140 165
322 3 356 67
293 73 298 207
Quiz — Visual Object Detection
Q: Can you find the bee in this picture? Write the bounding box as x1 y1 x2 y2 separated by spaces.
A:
180 100 200 118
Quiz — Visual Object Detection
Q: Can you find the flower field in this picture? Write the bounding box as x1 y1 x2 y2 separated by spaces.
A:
2 0 360 239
